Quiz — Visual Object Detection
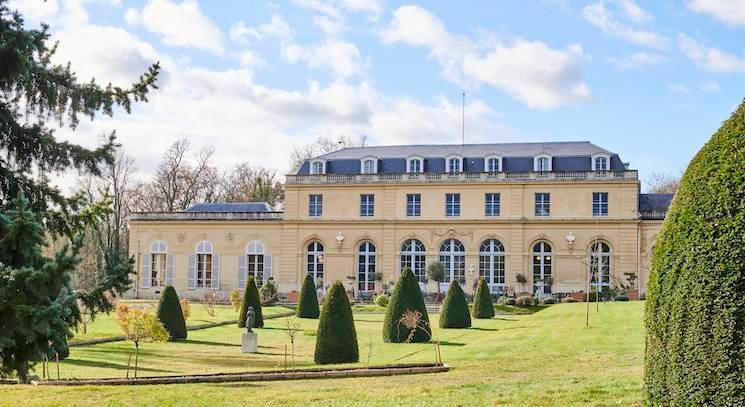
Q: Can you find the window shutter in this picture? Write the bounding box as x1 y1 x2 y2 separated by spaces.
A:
188 255 196 289
166 254 174 286
141 254 151 289
211 254 220 289
238 255 247 289
264 255 273 284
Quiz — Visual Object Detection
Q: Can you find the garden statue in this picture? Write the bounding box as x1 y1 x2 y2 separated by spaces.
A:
241 306 258 353
245 306 255 333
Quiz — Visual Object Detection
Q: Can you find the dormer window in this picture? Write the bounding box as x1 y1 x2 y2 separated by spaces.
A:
592 154 610 171
533 155 552 172
446 155 463 173
485 155 502 172
360 157 378 174
406 155 424 173
310 160 326 174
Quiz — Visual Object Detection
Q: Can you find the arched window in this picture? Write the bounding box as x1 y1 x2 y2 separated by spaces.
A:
532 241 552 294
149 240 168 287
306 241 325 282
357 241 376 292
479 239 505 292
246 240 265 287
447 156 462 173
439 239 466 287
407 156 423 173
485 156 501 173
400 239 426 283
589 241 611 291
195 240 214 288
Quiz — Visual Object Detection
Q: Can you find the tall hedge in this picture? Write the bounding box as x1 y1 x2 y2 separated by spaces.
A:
156 286 187 340
383 267 431 343
439 281 471 328
296 274 320 319
472 278 495 319
645 100 745 406
314 281 358 364
238 277 264 328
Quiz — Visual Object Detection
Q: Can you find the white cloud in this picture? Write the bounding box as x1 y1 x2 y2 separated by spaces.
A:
313 15 345 36
229 21 260 42
132 0 225 54
380 5 591 109
293 0 383 19
582 1 668 49
700 81 719 92
688 0 745 27
678 33 745 73
618 0 653 23
283 40 364 78
237 50 264 68
610 52 666 70
669 84 690 94
124 7 139 25
7 0 59 22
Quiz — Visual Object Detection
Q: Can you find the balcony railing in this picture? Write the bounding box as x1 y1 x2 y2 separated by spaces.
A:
286 170 638 185
640 210 668 220
130 211 284 221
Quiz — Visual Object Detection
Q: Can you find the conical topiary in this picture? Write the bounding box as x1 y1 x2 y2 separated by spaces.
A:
156 286 187 340
645 100 745 406
238 277 264 328
439 280 471 328
472 278 495 319
383 267 431 343
296 274 320 319
314 281 358 364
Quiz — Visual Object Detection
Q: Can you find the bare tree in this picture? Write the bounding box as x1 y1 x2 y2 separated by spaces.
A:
216 164 284 208
646 171 680 194
289 135 362 172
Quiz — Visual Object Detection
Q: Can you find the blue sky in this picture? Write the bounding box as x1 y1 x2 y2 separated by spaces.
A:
9 0 745 188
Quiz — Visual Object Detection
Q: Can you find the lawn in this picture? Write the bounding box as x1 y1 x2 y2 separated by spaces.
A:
1 301 645 406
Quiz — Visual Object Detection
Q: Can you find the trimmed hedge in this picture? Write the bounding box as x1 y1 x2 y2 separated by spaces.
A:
515 295 534 307
472 278 495 319
156 286 187 340
296 274 320 319
314 281 358 364
439 281 471 328
238 277 264 328
383 268 431 343
645 101 745 406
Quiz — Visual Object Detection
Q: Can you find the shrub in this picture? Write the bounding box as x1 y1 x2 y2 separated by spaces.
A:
505 298 516 306
472 278 495 319
496 295 509 305
439 281 472 328
563 297 578 303
515 295 534 307
541 298 555 305
426 262 445 294
260 278 278 304
238 277 264 328
314 281 358 364
201 292 218 317
296 274 320 319
230 289 241 312
646 101 745 406
614 295 629 302
383 268 431 343
156 286 187 340
374 292 389 308
179 299 190 320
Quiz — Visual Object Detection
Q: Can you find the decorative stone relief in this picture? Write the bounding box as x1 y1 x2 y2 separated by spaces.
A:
177 233 186 243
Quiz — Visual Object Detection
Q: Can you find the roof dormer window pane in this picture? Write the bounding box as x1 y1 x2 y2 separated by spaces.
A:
408 158 422 173
448 157 461 173
594 157 608 171
487 158 500 172
536 157 550 172
362 159 376 174
311 161 324 174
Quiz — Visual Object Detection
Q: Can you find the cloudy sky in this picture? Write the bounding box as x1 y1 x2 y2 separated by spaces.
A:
8 0 745 188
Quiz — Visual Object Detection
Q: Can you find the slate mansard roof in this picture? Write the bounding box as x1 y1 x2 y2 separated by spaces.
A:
296 141 628 175
639 193 674 220
185 202 273 213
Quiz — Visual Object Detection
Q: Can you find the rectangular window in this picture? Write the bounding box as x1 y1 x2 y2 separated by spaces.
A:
593 192 609 216
485 193 501 216
535 193 550 217
150 253 167 287
360 194 374 217
309 194 323 217
196 253 212 288
594 157 608 171
406 194 421 217
446 193 460 217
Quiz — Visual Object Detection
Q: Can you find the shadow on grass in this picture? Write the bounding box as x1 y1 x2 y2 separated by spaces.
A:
437 341 465 347
352 319 384 323
181 339 239 348
468 327 499 332
63 358 172 373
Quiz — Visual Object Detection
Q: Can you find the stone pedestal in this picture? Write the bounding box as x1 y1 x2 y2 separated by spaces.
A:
241 332 258 353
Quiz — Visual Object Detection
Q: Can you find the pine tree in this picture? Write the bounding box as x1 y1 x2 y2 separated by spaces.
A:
439 281 471 328
472 278 495 319
314 281 358 364
296 274 320 319
383 268 431 343
156 286 187 340
238 277 264 328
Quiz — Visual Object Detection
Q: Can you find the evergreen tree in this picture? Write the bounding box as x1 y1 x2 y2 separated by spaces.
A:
238 277 264 328
439 281 471 328
156 286 187 340
472 278 495 319
645 100 745 405
314 281 358 364
383 268 431 343
296 274 320 319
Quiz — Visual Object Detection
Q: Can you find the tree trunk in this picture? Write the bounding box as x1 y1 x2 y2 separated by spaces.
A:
134 343 139 379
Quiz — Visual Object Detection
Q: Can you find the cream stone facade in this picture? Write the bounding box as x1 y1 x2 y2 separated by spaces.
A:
128 142 671 300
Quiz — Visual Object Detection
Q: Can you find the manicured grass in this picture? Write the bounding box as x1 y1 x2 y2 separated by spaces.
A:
2 301 645 406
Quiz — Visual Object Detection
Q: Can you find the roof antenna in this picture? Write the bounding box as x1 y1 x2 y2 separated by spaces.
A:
461 91 466 147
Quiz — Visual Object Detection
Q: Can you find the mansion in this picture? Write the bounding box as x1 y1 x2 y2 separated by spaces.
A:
128 141 672 300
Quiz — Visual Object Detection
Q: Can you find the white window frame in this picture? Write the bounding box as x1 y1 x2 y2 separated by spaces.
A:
446 155 463 173
589 241 611 291
591 154 611 171
310 159 326 174
357 241 376 293
246 240 265 287
532 241 552 295
306 241 325 283
439 239 466 291
406 155 424 174
479 239 506 292
533 154 552 172
149 240 168 287
195 240 214 289
400 239 426 283
484 155 502 173
360 156 378 174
